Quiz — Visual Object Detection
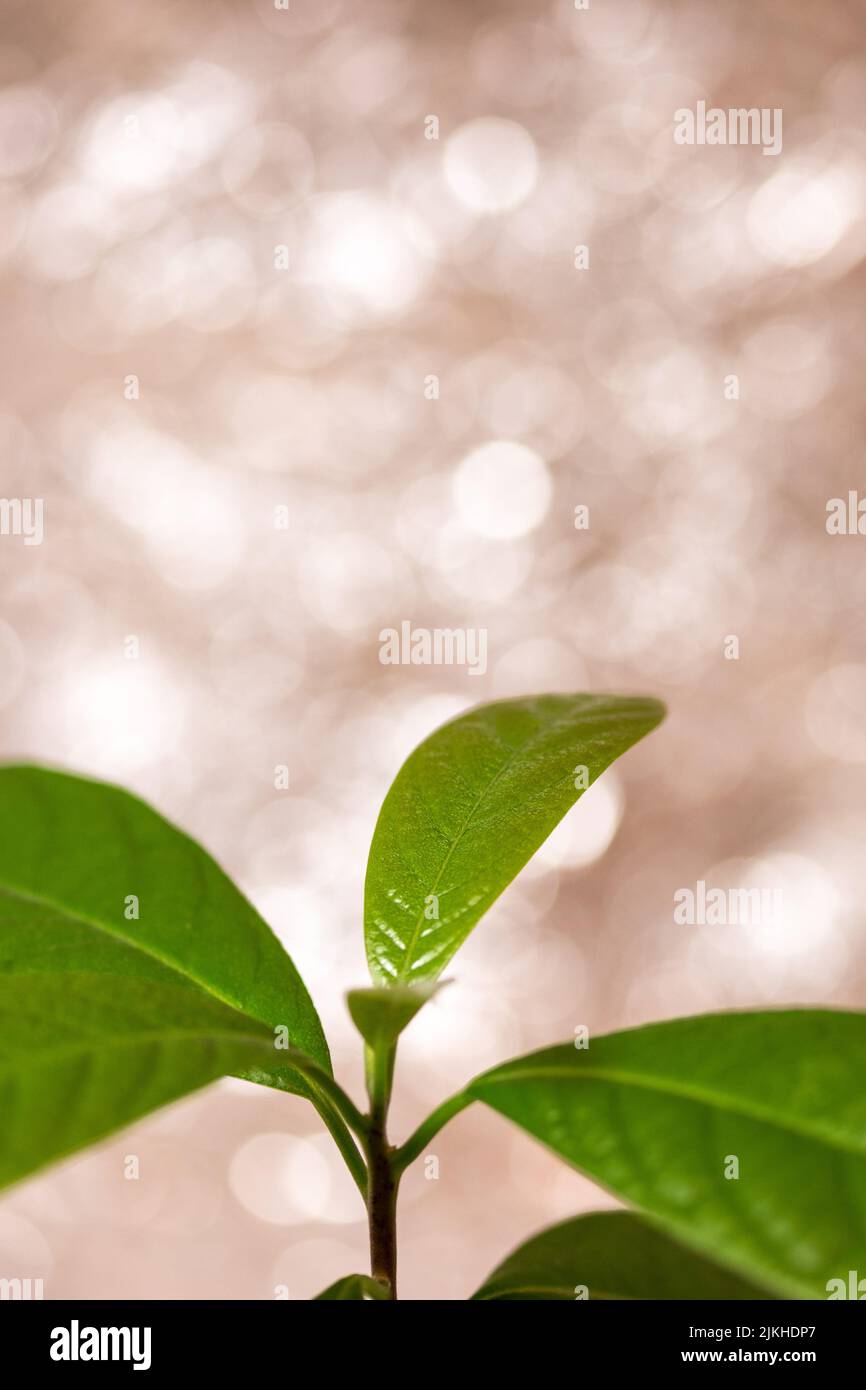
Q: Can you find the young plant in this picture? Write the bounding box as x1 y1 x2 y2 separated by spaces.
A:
0 693 863 1300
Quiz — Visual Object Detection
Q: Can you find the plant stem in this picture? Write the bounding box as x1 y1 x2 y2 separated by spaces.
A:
364 1040 399 1298
366 1110 398 1297
364 1040 395 1116
392 1089 474 1176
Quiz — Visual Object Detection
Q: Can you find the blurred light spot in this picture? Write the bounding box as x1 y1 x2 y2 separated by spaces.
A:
824 57 866 121
0 620 25 710
299 530 402 632
533 772 624 871
390 694 471 766
167 63 252 163
63 655 186 776
63 1143 164 1228
497 922 586 1016
329 37 410 115
477 359 583 444
806 665 866 763
473 24 564 108
0 185 26 262
659 452 753 542
568 563 643 658
209 629 303 712
444 118 538 212
393 154 478 248
78 65 250 203
229 1133 335 1224
688 854 846 999
88 424 245 589
501 862 562 919
244 801 345 892
453 440 551 539
148 1153 225 1236
570 0 657 59
82 95 180 192
584 297 673 390
432 523 533 601
747 160 863 266
21 184 114 281
742 319 832 420
577 104 663 196
0 1211 54 1278
221 123 314 218
493 638 586 697
226 372 327 471
622 343 718 442
257 281 347 370
170 236 255 332
403 979 517 1086
91 220 196 334
625 967 719 1027
306 1135 364 1224
248 885 349 997
0 85 57 177
300 192 431 317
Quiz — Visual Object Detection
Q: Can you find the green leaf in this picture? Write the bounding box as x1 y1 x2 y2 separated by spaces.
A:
0 766 330 1094
469 1010 866 1299
0 972 279 1190
313 1274 390 1301
470 1210 777 1300
346 982 444 1051
364 694 665 985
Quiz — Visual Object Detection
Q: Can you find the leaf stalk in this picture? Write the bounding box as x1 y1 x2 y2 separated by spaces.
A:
392 1089 474 1176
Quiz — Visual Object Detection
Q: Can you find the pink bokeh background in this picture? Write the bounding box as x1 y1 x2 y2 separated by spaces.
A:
1 0 865 1298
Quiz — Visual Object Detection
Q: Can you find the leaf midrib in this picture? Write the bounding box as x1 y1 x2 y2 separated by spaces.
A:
0 879 247 1018
392 720 567 981
0 1023 274 1071
473 1062 866 1157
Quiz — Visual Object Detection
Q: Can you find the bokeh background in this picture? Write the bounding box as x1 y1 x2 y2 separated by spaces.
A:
1 0 865 1300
